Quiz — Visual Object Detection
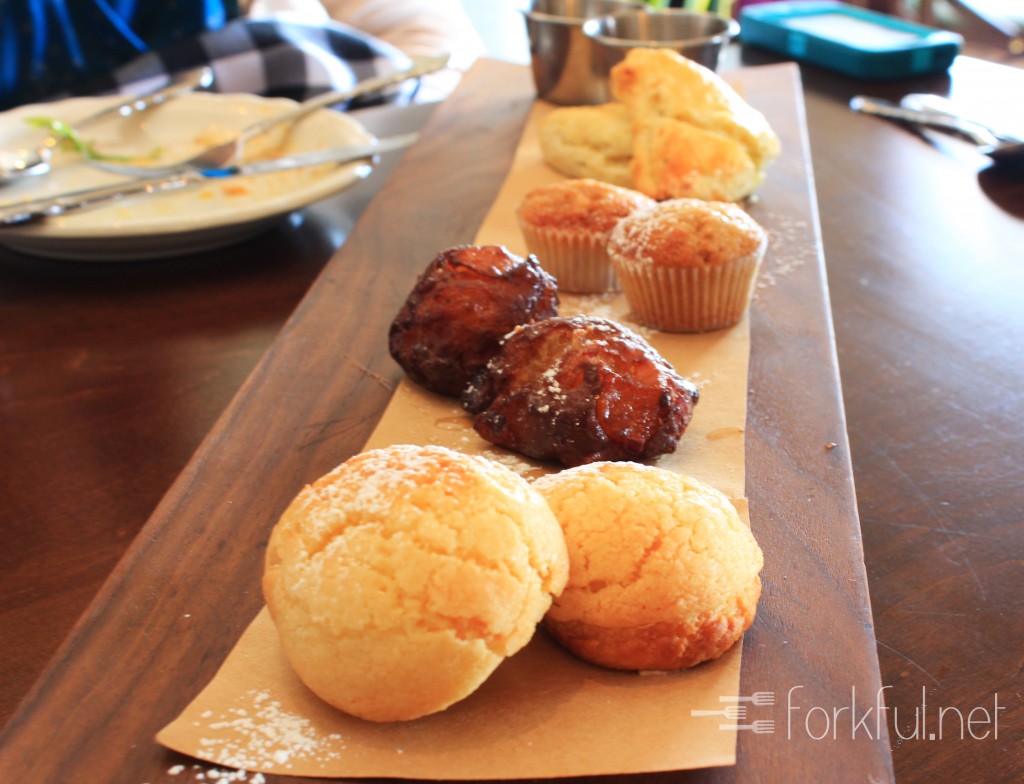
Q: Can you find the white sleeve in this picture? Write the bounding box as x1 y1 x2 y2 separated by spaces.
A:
318 0 486 70
245 0 331 23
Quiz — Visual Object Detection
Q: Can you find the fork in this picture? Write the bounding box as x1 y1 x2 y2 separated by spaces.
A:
690 706 747 720
0 66 213 183
91 53 449 178
720 720 775 734
719 691 775 706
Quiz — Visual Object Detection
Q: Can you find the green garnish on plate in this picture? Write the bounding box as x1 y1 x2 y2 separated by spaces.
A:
24 116 162 162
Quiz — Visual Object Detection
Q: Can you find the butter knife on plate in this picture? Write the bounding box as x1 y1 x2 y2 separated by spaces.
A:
0 133 417 226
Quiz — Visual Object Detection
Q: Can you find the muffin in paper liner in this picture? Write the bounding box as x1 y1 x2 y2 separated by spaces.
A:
516 179 655 294
607 198 767 333
518 223 620 294
610 249 763 333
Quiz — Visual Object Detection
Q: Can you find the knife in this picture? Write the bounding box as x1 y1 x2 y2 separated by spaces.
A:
0 133 417 226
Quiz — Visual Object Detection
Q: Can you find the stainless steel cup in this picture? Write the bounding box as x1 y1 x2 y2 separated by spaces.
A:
583 8 739 82
523 0 646 106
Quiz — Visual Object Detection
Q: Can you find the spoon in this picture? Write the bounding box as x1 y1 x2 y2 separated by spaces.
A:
899 93 1024 145
850 95 1024 168
0 66 214 184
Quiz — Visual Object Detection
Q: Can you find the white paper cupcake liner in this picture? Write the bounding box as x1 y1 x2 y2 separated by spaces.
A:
609 251 762 332
519 224 619 294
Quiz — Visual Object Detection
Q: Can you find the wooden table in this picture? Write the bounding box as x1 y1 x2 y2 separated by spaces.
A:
1 53 1021 783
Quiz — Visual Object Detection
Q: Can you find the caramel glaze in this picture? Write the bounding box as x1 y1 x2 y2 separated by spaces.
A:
463 315 699 467
388 245 559 397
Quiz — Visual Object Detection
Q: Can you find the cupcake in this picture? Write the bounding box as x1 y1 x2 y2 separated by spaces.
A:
516 178 655 294
607 198 767 332
533 461 763 672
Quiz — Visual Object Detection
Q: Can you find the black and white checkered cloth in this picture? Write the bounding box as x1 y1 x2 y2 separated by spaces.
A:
2 18 419 112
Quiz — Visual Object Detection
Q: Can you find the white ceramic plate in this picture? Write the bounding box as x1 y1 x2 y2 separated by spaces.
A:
0 93 376 260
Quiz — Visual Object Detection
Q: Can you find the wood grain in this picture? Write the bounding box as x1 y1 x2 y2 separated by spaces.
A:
0 227 338 724
792 55 1024 784
0 60 535 783
0 58 894 783
9 50 1024 784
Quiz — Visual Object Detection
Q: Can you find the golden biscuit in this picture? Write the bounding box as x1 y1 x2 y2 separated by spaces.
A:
538 103 634 188
630 116 762 202
263 444 570 721
610 48 781 170
534 462 763 671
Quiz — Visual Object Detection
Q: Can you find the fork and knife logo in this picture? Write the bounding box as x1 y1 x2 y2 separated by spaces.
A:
690 691 776 734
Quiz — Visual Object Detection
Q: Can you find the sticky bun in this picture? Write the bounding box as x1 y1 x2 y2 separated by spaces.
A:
389 245 559 397
462 315 699 467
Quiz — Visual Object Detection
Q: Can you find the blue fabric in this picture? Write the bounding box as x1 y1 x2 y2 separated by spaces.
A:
1 0 240 110
0 10 419 112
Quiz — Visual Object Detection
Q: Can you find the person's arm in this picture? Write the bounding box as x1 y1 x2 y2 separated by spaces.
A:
319 0 485 69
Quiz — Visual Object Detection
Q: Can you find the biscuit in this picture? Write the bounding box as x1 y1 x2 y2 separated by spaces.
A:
610 48 781 170
538 49 781 202
630 116 762 203
263 444 570 721
534 462 763 671
538 103 634 188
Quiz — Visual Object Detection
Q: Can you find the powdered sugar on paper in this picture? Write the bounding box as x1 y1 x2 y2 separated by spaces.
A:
191 689 345 773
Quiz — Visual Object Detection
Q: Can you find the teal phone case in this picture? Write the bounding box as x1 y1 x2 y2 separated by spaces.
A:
739 1 962 79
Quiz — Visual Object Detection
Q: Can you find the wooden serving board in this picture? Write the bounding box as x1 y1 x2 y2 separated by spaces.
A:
0 59 894 783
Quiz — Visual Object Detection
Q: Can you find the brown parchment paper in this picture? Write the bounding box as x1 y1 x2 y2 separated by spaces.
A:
157 98 757 779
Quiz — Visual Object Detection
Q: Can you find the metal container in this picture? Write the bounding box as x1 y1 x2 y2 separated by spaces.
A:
583 8 739 80
523 0 646 105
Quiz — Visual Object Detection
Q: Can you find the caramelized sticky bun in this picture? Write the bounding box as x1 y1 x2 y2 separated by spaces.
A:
462 315 699 467
388 245 559 397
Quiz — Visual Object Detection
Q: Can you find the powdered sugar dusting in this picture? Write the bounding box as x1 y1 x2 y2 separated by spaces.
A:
752 211 813 292
686 369 713 392
539 365 568 406
163 763 266 781
341 445 455 517
561 291 655 339
191 689 345 773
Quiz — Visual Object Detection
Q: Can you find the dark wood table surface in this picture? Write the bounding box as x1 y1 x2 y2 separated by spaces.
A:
1 50 1022 784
